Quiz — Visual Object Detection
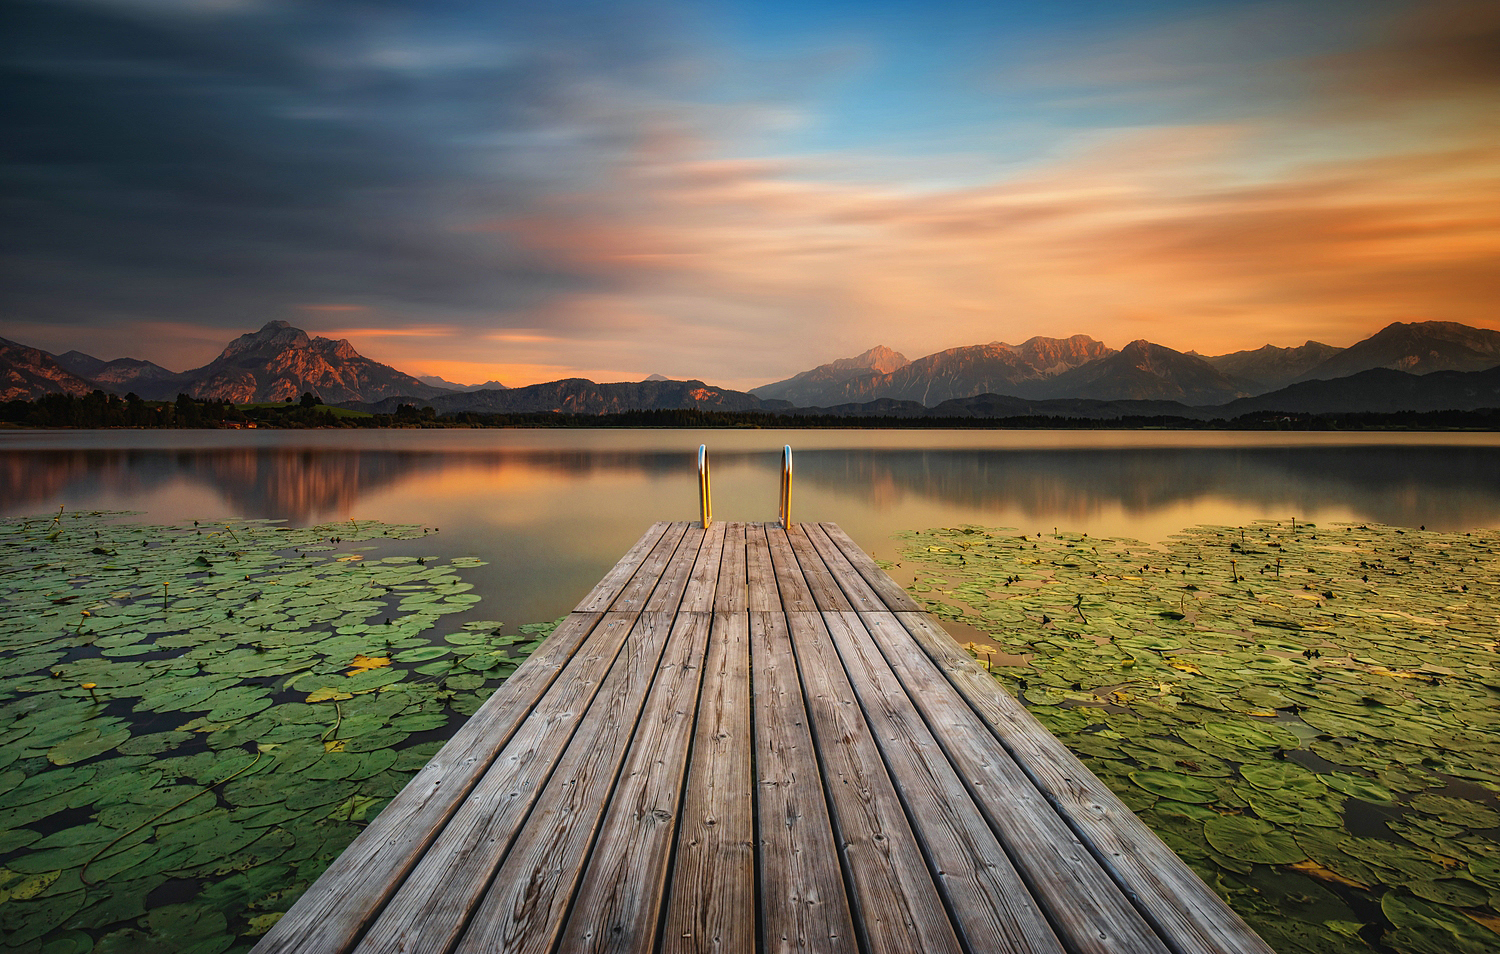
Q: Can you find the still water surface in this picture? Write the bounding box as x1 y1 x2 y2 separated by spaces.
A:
4 428 1499 628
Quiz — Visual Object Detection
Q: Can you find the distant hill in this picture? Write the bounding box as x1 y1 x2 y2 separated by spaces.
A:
151 321 452 403
1217 365 1500 416
1030 339 1254 404
751 345 910 405
1201 341 1343 391
0 337 95 401
417 374 507 392
1297 321 1500 382
754 337 1114 406
356 378 786 416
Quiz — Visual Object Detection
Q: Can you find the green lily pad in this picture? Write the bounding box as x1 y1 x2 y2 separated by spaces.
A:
1204 815 1306 864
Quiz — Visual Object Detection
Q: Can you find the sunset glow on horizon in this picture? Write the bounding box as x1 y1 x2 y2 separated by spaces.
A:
4 0 1498 389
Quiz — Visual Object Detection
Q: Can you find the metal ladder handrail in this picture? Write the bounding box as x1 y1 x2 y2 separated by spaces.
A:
698 444 712 528
696 443 791 529
779 444 792 530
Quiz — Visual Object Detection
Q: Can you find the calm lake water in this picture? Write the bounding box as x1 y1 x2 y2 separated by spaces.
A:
4 428 1500 628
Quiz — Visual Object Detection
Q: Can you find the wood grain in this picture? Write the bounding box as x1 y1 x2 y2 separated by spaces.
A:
353 613 639 954
750 609 857 954
252 611 605 954
680 522 726 614
894 610 1276 954
574 522 671 613
644 524 707 614
782 609 962 954
712 523 747 614
450 611 683 954
854 611 1170 954
609 522 689 614
817 523 922 612
557 611 713 953
661 612 754 954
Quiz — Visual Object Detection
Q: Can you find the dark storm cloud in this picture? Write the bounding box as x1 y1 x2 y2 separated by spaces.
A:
0 0 686 339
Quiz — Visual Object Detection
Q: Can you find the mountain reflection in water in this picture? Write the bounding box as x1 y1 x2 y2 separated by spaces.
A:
5 438 1499 531
3 430 1498 624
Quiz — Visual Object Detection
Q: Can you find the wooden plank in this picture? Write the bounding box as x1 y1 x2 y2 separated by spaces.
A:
894 610 1276 954
712 523 747 613
818 523 922 612
353 612 640 954
575 522 672 613
765 526 816 613
447 611 683 954
784 526 853 613
801 525 881 613
558 611 714 952
814 534 1169 952
609 522 689 613
661 612 754 954
782 610 963 954
852 612 1165 954
644 524 706 613
680 521 726 613
750 609 857 954
820 611 1063 954
745 524 780 613
253 611 606 954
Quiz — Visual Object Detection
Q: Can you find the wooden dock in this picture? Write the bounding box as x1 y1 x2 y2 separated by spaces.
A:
254 521 1273 954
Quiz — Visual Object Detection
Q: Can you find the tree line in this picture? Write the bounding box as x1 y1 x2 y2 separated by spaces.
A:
3 390 1497 431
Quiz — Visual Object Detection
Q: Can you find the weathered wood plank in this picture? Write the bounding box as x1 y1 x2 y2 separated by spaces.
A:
574 522 672 613
448 611 683 954
782 610 963 954
661 612 754 954
820 611 1063 954
713 523 747 614
818 523 922 612
894 610 1276 954
745 524 779 613
784 527 854 613
854 611 1170 954
680 521 726 614
253 611 606 954
765 526 816 613
558 611 714 952
801 524 880 612
644 524 707 613
750 609 857 954
353 613 639 954
609 522 689 613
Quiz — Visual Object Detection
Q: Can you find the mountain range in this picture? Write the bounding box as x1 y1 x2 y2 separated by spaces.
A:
3 318 1498 418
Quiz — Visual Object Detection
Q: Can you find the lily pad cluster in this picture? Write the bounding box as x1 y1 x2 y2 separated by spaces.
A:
0 511 552 953
902 520 1500 954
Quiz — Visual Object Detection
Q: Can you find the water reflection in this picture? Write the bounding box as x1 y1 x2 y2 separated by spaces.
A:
4 438 1500 532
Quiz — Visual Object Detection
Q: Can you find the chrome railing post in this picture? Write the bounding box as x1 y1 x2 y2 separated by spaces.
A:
778 444 793 529
698 444 712 528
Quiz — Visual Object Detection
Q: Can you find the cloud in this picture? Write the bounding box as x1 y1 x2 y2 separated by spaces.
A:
3 0 1497 386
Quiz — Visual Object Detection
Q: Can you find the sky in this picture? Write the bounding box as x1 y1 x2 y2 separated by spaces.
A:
3 0 1498 389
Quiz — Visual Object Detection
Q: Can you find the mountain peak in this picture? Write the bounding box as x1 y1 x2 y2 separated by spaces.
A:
826 346 910 375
